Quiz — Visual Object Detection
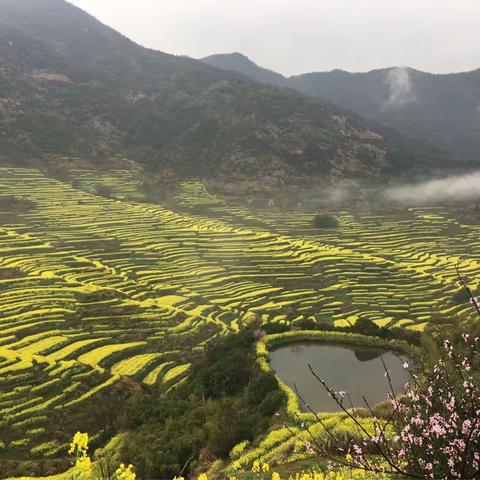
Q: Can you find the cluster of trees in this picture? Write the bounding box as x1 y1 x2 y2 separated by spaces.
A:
120 328 285 479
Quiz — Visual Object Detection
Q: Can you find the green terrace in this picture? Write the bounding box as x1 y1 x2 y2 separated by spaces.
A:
0 167 478 465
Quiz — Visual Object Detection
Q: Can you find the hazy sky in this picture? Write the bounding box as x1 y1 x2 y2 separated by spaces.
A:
69 0 480 76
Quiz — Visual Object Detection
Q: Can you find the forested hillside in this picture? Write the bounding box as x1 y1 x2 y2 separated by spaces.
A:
202 53 480 163
0 0 449 188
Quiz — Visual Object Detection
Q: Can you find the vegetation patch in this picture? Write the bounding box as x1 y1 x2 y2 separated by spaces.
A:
312 213 339 228
0 167 478 477
121 328 286 479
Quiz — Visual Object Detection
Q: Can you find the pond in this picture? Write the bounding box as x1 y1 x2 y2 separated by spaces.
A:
270 343 411 412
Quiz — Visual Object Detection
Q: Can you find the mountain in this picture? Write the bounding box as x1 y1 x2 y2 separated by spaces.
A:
202 52 286 87
289 67 480 162
0 0 450 189
200 54 480 162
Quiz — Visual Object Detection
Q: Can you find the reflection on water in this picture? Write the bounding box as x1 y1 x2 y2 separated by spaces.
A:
270 343 411 412
353 347 383 362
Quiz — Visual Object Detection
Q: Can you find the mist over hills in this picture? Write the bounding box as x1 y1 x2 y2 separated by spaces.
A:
0 0 452 189
202 53 480 163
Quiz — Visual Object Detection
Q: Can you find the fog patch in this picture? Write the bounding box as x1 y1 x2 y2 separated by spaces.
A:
383 171 480 205
309 181 366 208
383 67 416 109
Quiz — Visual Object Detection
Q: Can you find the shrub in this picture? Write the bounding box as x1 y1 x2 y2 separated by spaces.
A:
294 318 319 330
262 322 290 334
312 213 339 228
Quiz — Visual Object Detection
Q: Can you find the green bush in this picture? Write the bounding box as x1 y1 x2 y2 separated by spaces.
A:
262 322 290 334
313 212 339 228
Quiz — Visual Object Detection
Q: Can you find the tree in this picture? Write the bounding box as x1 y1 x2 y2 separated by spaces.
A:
313 213 339 228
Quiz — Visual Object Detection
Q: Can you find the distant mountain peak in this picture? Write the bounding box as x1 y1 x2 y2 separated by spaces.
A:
204 52 257 67
201 52 286 86
227 52 250 59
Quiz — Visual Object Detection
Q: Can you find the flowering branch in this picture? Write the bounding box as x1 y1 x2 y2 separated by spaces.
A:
291 329 480 479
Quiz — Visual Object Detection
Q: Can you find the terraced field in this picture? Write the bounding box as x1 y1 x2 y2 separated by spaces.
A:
0 167 479 467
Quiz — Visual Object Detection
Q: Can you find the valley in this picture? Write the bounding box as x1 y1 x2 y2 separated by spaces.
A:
0 165 479 476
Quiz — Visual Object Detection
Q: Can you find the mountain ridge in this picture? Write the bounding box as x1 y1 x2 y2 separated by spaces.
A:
0 0 452 190
202 52 287 87
200 53 480 162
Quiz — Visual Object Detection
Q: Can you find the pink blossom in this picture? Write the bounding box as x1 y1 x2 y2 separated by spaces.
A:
325 332 480 479
469 297 480 309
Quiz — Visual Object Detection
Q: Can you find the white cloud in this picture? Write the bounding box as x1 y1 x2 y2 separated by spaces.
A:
383 172 480 204
384 67 416 109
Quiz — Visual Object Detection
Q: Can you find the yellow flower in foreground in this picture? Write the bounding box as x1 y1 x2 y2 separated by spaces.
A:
198 474 208 480
287 468 380 480
116 463 136 480
272 472 281 480
69 431 89 456
75 454 92 479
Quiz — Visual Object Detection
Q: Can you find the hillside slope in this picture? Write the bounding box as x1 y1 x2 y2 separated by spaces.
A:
0 0 449 187
200 53 480 162
289 67 480 161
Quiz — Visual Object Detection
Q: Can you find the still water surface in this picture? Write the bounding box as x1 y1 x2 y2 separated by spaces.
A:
270 343 411 412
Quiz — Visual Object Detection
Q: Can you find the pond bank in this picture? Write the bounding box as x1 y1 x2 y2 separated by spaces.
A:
257 330 419 415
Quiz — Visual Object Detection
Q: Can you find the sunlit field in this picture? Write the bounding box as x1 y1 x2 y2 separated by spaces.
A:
1 165 479 469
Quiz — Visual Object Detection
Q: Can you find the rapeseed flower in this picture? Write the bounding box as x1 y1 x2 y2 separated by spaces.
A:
116 463 137 480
